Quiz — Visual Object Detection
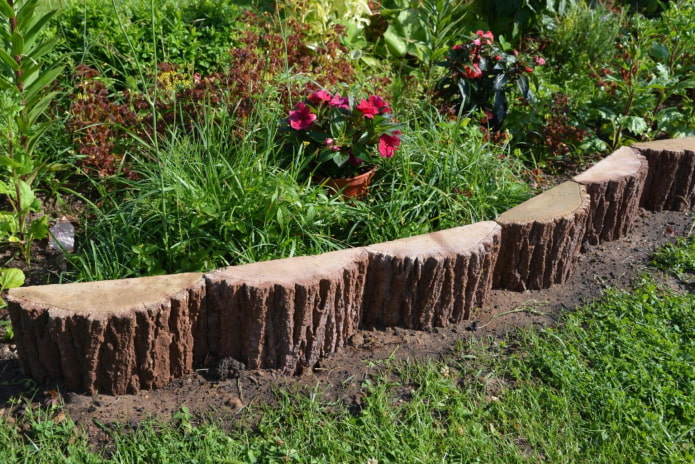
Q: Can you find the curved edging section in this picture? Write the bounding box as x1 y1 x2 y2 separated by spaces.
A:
493 181 591 292
6 138 695 395
633 137 695 211
204 248 369 375
362 221 501 330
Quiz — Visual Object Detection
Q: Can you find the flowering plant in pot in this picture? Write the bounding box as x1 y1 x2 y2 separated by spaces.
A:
283 90 402 186
434 30 545 129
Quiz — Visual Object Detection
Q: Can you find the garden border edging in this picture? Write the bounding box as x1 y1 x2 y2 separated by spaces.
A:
7 137 695 395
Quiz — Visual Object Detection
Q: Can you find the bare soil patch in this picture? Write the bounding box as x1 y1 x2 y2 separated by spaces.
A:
0 208 692 444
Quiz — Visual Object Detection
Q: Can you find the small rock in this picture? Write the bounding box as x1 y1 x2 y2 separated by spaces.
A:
226 397 244 410
348 333 365 347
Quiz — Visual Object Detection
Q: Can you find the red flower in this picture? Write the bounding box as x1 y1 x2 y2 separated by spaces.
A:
289 102 316 130
308 90 332 105
378 131 402 158
464 64 483 79
357 95 390 118
329 94 350 109
357 98 379 119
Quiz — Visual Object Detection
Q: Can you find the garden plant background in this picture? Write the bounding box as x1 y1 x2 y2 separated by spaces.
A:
0 1 694 462
0 0 693 285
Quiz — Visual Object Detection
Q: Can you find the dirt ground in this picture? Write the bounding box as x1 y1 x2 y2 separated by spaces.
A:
0 208 692 443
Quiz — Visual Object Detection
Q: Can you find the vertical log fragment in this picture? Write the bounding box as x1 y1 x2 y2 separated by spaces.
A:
573 147 648 244
204 248 368 374
362 221 501 329
633 137 695 211
7 273 206 395
493 182 590 291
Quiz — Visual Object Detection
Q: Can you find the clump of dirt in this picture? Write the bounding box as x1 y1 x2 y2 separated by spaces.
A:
0 208 692 445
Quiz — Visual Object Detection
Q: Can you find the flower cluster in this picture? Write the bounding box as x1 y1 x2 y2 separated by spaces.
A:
284 90 402 178
435 30 545 129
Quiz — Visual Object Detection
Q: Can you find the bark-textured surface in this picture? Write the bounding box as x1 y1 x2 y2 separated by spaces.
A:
205 248 369 374
362 222 501 329
633 137 695 211
493 182 591 292
7 273 206 395
573 147 648 245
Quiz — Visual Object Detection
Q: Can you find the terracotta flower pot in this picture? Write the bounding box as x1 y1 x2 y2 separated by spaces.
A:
321 165 377 199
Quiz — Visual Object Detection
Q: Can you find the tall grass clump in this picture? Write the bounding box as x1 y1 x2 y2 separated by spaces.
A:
67 95 532 281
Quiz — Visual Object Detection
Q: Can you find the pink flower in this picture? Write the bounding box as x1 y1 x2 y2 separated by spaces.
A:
534 56 546 66
482 31 494 42
357 98 380 119
473 38 481 47
329 94 350 109
308 90 332 105
358 95 391 118
378 131 402 158
464 64 483 79
289 102 316 130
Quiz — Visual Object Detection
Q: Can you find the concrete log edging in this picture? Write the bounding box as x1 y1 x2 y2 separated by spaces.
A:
6 137 695 394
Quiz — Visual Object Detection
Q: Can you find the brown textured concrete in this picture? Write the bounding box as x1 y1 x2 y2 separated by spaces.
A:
7 273 206 394
494 181 591 291
363 222 501 328
573 147 648 244
204 248 369 374
633 137 695 211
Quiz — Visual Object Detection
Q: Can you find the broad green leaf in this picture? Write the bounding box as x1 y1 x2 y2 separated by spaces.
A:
28 214 48 240
0 268 25 290
11 31 24 57
18 180 36 212
383 26 407 57
620 115 649 135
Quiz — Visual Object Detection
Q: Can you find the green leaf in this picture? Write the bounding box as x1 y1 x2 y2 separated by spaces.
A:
26 36 59 61
11 31 24 57
22 64 63 104
0 268 25 291
18 180 37 212
0 0 15 18
383 26 407 58
0 155 24 170
16 0 38 30
28 214 48 240
0 48 19 71
22 10 56 50
620 115 649 135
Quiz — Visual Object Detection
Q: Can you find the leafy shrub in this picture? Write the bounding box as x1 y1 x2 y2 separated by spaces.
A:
434 30 544 129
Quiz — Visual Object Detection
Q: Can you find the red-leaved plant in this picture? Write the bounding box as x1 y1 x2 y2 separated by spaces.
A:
282 90 402 179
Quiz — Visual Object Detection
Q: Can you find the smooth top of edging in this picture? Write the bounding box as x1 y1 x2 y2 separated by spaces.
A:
7 272 205 316
366 221 500 258
208 247 368 286
497 181 587 224
573 147 645 184
632 136 695 152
